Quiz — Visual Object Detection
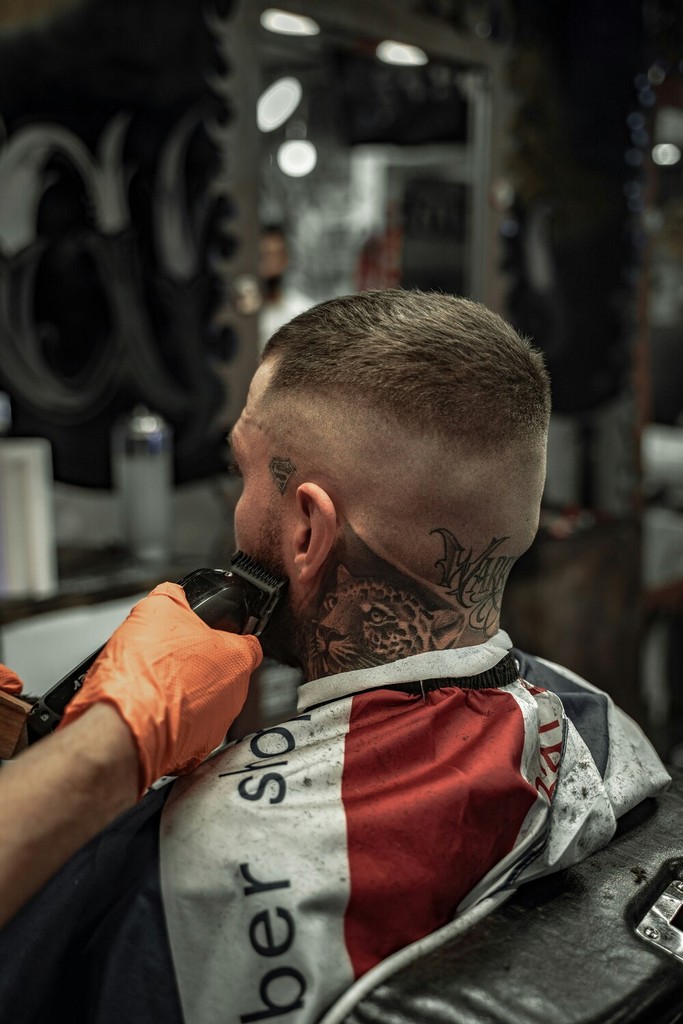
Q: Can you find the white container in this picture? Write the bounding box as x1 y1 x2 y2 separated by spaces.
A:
111 406 173 563
0 438 58 597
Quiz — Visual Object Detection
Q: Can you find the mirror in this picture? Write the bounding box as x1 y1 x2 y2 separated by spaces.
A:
254 5 499 352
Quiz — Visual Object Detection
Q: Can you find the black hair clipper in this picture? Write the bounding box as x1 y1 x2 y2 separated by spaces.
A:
26 551 286 744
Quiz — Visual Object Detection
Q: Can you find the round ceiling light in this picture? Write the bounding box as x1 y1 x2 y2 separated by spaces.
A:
257 77 302 132
376 40 428 66
277 139 317 177
652 142 681 166
260 9 320 36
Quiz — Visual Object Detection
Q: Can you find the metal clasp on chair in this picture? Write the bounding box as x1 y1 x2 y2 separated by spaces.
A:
636 878 683 962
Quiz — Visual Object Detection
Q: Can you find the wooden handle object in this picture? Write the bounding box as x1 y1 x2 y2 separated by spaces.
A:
0 691 32 759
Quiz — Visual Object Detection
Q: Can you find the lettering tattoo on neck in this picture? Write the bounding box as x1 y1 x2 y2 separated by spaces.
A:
430 528 516 638
270 456 296 494
304 527 465 679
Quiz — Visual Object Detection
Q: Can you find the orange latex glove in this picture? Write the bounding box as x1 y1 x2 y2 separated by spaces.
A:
57 582 262 796
0 665 23 697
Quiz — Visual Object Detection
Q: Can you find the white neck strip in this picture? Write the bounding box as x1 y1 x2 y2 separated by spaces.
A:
297 630 513 712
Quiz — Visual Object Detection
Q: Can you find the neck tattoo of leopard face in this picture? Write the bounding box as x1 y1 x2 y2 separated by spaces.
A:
303 529 467 678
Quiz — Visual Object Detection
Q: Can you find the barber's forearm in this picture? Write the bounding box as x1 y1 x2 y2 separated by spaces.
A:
0 703 139 929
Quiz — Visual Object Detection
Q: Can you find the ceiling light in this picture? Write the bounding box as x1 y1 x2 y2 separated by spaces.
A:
376 40 428 66
260 9 320 36
652 143 682 166
277 140 317 177
257 77 302 132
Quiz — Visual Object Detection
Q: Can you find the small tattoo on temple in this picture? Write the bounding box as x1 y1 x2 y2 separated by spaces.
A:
270 457 296 494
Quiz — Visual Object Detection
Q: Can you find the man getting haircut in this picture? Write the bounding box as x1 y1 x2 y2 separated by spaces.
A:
0 289 668 1024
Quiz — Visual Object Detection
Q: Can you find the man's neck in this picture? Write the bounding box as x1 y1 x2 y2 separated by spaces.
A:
298 527 505 681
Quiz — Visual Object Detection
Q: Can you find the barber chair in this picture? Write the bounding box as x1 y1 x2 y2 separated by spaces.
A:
333 769 683 1024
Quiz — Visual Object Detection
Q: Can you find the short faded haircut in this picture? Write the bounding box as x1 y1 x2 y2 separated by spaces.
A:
262 289 551 450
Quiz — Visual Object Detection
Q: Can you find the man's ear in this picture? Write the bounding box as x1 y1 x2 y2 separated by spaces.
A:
291 482 338 584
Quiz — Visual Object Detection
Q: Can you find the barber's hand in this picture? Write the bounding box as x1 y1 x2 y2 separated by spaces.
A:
0 665 23 697
57 583 263 796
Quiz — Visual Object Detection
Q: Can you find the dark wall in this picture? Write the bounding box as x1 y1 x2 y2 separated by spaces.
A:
503 0 644 416
0 0 235 487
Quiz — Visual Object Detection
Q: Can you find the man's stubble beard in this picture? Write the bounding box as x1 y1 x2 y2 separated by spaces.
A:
249 511 308 671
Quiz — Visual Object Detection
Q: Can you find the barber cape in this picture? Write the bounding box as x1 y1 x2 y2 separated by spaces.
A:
159 631 669 1024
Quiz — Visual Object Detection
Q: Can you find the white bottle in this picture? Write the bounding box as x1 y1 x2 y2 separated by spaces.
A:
0 394 58 597
111 406 173 563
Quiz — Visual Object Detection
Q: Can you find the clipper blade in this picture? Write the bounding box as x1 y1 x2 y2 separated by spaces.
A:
229 550 287 635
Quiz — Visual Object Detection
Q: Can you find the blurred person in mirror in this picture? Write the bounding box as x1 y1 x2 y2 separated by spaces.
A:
258 223 313 352
0 289 669 1024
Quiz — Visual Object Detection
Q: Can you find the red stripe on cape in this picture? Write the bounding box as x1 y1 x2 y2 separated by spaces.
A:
340 686 539 976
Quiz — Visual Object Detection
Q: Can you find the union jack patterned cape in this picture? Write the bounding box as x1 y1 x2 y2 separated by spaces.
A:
158 630 669 1024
